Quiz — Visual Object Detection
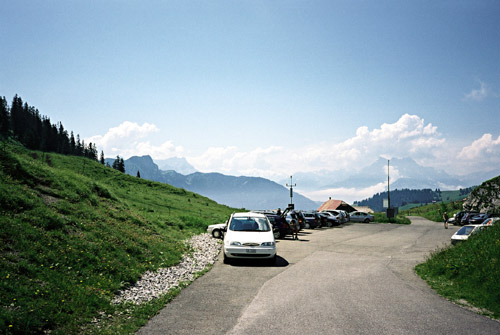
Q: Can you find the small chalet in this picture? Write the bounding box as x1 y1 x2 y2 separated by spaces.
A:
353 206 374 213
317 198 357 213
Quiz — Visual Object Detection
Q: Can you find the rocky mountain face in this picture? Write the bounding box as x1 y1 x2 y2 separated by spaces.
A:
463 175 500 213
110 155 319 210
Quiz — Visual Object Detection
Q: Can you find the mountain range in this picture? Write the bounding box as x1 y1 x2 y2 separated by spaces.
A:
106 156 320 210
106 155 498 211
284 157 498 192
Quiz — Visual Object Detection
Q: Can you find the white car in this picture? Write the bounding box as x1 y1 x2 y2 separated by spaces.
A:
207 223 226 239
451 224 491 245
223 212 276 265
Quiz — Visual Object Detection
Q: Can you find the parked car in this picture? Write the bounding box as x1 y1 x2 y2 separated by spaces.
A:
262 212 288 239
207 222 226 239
482 217 500 226
338 210 350 222
349 211 374 223
285 210 304 230
315 211 326 227
469 213 492 225
302 211 321 229
319 211 339 227
460 212 479 225
452 211 466 225
223 212 276 264
451 224 491 245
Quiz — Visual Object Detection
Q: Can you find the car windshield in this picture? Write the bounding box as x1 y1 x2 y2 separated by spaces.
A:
456 226 475 236
229 217 271 232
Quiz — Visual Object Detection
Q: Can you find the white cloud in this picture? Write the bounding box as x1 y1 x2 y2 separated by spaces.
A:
463 80 489 101
188 113 445 180
298 182 387 204
86 121 184 159
457 134 500 174
85 116 499 204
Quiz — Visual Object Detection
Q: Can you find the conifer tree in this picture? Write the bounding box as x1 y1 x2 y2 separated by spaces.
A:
70 131 76 154
100 150 105 165
118 157 125 173
136 170 141 178
112 155 125 172
0 96 9 136
10 95 24 139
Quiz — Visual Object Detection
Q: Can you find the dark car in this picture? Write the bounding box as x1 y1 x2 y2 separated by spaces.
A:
451 211 466 225
461 212 480 225
318 212 339 227
286 210 306 230
262 213 288 239
469 213 492 225
302 211 321 229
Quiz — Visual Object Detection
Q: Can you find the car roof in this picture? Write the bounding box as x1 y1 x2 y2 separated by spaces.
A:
232 212 267 218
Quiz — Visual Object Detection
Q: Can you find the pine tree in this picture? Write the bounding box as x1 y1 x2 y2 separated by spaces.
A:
119 157 125 173
0 96 10 136
136 170 141 178
100 150 105 165
70 131 76 155
10 95 25 139
112 155 125 172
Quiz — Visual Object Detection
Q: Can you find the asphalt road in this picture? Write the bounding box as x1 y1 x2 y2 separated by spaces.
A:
138 217 500 335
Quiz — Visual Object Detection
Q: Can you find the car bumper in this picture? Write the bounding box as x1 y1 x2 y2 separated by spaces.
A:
224 246 276 259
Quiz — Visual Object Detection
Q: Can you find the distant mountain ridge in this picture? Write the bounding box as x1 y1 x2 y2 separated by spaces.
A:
106 155 319 210
287 157 497 192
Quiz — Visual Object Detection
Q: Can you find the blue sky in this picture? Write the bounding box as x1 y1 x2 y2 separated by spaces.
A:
1 1 500 201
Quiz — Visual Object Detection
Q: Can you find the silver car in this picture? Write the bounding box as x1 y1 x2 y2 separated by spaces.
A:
349 211 374 223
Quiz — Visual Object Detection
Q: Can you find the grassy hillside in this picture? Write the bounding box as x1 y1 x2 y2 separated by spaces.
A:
416 223 500 318
0 140 235 334
400 201 464 222
413 176 500 319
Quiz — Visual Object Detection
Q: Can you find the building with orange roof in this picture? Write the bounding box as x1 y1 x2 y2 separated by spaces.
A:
317 198 357 213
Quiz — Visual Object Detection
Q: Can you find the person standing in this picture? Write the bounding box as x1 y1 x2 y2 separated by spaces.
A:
443 212 449 229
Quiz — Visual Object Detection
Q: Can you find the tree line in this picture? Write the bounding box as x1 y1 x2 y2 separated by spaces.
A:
354 187 476 212
0 95 125 172
354 188 442 212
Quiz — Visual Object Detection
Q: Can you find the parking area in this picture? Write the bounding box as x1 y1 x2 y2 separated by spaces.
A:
139 218 500 335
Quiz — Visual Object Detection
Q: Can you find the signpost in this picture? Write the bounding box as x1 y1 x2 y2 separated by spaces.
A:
386 160 395 219
286 175 296 209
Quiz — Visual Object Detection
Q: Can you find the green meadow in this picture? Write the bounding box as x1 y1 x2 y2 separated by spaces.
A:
0 140 235 334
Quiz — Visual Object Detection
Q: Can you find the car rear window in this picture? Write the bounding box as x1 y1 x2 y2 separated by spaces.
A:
230 217 271 232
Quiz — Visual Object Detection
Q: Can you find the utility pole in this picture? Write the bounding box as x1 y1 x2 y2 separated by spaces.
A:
387 159 390 210
286 175 296 209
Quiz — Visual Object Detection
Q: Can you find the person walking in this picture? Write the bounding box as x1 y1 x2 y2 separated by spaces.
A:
443 212 449 229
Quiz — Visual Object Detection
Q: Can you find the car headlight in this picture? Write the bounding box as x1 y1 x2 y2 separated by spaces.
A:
230 241 241 246
261 242 275 247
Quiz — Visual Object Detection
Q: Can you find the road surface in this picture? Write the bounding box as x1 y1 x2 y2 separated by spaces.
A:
138 217 500 334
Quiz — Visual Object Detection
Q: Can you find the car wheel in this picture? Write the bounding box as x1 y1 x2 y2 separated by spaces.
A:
327 221 333 228
305 223 311 229
364 219 370 223
273 230 280 239
212 229 222 239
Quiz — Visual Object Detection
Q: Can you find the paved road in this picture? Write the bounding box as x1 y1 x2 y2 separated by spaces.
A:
138 217 500 334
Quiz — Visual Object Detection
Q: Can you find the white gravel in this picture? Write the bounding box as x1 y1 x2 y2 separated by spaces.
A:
112 233 222 305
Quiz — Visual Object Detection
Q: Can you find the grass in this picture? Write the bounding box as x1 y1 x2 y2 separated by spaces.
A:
400 201 464 222
0 140 235 334
415 223 500 319
372 212 411 224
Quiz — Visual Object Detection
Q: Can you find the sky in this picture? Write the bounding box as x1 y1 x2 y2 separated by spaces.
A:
1 1 500 202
